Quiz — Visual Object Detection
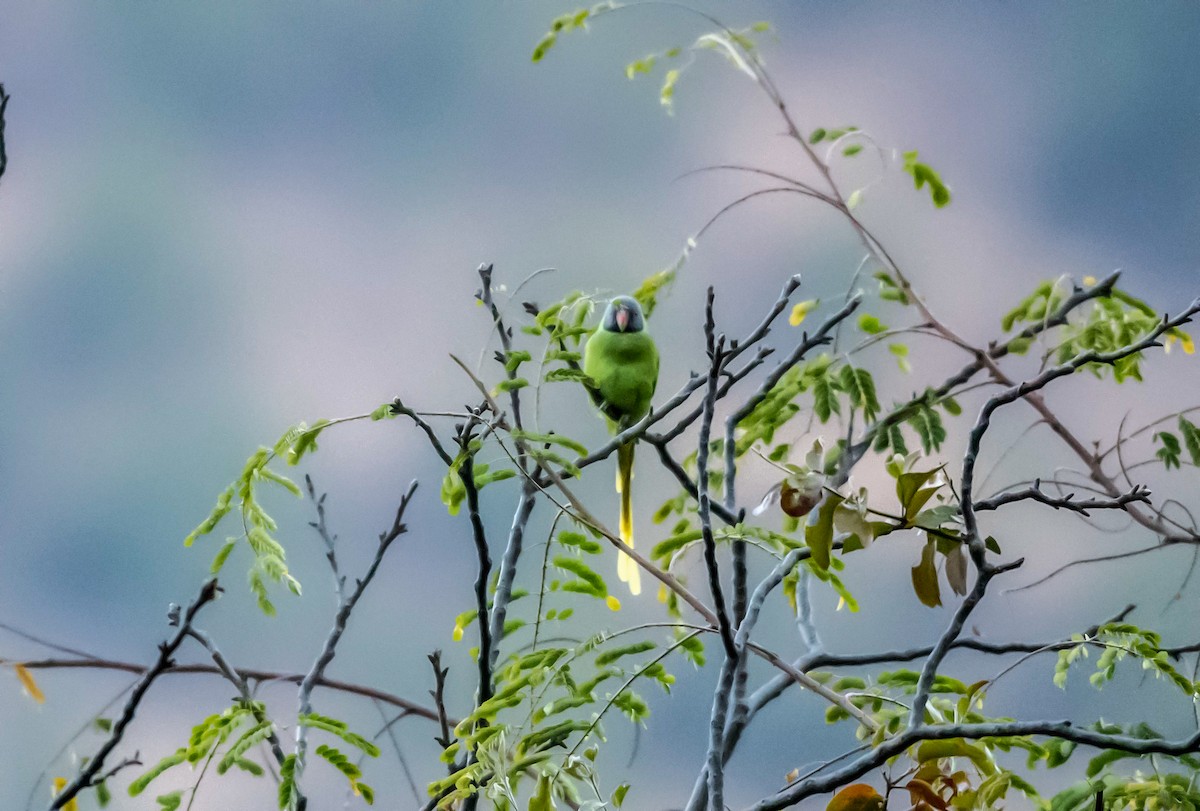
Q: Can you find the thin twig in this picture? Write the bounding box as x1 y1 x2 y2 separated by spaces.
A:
306 475 346 603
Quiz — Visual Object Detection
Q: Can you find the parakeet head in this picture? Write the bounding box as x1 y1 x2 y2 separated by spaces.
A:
601 296 646 334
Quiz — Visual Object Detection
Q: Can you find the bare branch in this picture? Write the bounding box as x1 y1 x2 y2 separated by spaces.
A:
306 474 346 603
293 480 419 802
390 396 455 466
975 480 1152 515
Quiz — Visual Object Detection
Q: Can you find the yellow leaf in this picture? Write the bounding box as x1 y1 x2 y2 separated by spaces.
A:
789 299 819 327
785 768 799 783
1184 334 1195 355
452 624 464 642
15 663 45 704
826 784 885 811
657 584 668 603
1082 275 1097 286
606 595 622 612
51 778 78 811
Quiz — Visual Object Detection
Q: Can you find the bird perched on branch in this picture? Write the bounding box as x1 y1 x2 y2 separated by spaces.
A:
583 296 659 595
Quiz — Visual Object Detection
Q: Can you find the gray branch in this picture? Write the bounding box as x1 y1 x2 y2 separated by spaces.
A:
293 481 418 806
975 480 1152 515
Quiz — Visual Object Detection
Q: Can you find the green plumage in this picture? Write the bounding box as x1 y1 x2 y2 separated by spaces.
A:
584 296 659 596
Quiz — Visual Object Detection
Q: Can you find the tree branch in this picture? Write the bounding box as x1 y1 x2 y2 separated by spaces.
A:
293 480 418 805
49 579 220 810
975 480 1152 515
0 84 9 184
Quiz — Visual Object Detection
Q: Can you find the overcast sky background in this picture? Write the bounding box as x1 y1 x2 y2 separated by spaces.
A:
1 2 1199 808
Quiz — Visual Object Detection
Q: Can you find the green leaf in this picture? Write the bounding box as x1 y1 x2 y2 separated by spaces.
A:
505 349 532 373
805 492 843 570
210 538 238 575
218 721 274 774
875 270 910 305
184 485 236 547
903 150 951 208
532 33 556 62
896 468 943 522
497 377 530 392
510 430 588 456
612 783 630 808
314 743 362 782
1157 431 1182 469
529 772 553 811
633 265 677 319
888 342 911 373
842 144 863 157
916 738 996 774
857 313 887 334
837 366 880 421
812 374 839 423
278 755 299 809
907 402 947 453
474 468 516 488
558 530 602 554
356 783 375 805
911 540 941 607
258 466 302 497
155 792 183 811
369 402 396 421
595 640 657 666
287 420 331 465
441 466 466 516
1179 417 1200 465
660 68 681 110
544 367 593 385
129 750 187 796
1086 747 1137 778
299 714 381 757
553 556 607 597
809 128 827 144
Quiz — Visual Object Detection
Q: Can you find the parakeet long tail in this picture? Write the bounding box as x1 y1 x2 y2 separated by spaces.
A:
616 441 641 595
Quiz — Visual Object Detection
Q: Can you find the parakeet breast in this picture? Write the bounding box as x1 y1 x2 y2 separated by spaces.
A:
583 329 659 423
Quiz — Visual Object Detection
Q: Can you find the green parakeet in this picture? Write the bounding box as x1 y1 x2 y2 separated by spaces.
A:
583 296 659 595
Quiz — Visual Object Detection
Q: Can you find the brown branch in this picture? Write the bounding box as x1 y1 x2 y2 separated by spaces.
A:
11 656 445 722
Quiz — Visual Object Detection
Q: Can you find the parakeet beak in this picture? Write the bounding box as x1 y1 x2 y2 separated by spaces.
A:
615 308 630 332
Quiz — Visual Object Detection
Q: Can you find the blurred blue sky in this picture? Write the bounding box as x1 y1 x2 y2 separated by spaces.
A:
1 2 1198 808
